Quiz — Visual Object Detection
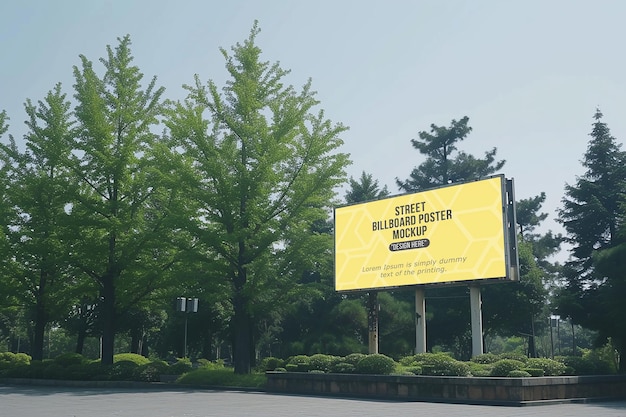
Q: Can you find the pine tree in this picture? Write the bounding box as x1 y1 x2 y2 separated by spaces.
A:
396 116 505 191
556 109 626 371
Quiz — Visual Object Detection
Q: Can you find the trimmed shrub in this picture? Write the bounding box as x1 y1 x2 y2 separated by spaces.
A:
169 358 193 375
470 353 500 364
508 370 532 377
54 353 86 367
137 360 170 382
467 361 491 377
498 352 528 363
256 356 284 372
403 366 422 375
42 363 66 379
177 368 266 388
286 355 311 372
196 359 226 370
343 353 366 366
330 362 355 374
113 353 150 366
108 360 139 381
490 359 525 377
308 354 335 373
355 354 396 375
525 358 566 376
523 368 545 377
285 364 299 372
562 355 615 375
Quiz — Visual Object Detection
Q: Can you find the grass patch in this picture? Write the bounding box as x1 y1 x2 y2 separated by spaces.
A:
177 368 266 389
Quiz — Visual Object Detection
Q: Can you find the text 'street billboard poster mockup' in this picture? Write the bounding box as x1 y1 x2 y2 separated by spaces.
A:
334 175 518 292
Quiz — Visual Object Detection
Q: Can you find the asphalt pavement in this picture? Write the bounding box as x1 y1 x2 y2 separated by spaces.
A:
2 385 626 417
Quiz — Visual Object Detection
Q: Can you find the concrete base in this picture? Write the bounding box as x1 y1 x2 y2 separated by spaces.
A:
265 372 626 406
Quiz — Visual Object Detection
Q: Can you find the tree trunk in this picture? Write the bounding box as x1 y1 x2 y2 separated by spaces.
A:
100 275 116 365
233 289 252 374
32 298 47 361
75 326 86 355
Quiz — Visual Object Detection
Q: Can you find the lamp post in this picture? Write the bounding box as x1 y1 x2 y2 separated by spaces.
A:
177 297 198 358
550 314 560 358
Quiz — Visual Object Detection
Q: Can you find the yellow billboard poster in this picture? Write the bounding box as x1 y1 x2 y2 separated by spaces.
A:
334 175 518 291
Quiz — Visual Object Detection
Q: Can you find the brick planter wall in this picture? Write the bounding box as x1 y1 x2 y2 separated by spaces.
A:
265 372 626 405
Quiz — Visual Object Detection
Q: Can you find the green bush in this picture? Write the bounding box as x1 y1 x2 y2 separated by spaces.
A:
490 359 525 377
108 360 139 381
308 354 335 373
177 368 266 388
498 352 528 363
470 353 500 364
137 360 170 382
467 361 491 377
196 359 226 370
355 354 396 375
562 354 615 375
42 363 66 379
257 356 284 372
169 358 193 375
113 353 150 366
523 368 545 377
525 358 566 376
286 355 311 372
403 366 422 375
330 362 355 374
343 353 366 366
508 370 532 377
54 353 86 367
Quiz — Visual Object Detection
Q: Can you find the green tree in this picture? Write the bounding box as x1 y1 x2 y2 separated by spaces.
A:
394 116 551 358
69 36 183 364
556 109 626 371
345 171 389 204
165 23 350 373
0 110 19 350
396 116 505 191
0 85 78 360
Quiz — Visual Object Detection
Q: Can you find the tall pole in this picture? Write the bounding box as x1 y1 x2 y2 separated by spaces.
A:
470 285 483 357
184 314 188 358
415 287 426 353
367 291 379 354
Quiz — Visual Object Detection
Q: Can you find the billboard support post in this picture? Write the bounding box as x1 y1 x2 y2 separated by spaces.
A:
367 291 379 354
470 285 483 357
415 287 426 354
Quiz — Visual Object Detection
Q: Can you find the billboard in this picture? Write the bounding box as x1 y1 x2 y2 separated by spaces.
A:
334 175 518 291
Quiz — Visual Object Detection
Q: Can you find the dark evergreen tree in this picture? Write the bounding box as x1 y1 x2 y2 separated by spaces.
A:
556 109 626 371
345 171 389 204
396 116 505 191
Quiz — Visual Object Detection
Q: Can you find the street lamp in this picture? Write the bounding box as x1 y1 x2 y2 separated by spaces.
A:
176 297 199 358
549 314 560 358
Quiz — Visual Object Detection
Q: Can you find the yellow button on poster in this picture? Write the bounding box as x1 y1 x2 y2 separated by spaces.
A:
334 175 516 291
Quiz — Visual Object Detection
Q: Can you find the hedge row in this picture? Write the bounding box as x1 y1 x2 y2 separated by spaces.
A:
0 352 198 382
260 351 615 377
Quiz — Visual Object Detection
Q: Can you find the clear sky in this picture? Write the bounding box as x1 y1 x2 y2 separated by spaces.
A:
2 1 625 261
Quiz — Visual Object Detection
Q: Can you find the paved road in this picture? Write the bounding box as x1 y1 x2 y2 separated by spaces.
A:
2 385 626 417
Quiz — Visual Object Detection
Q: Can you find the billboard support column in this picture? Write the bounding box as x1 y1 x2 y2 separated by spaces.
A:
415 287 426 354
470 285 483 357
367 291 379 354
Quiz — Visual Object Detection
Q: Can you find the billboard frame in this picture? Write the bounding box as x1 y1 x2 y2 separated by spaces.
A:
334 175 519 292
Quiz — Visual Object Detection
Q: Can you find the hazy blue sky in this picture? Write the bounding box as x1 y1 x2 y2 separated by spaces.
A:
2 1 625 261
